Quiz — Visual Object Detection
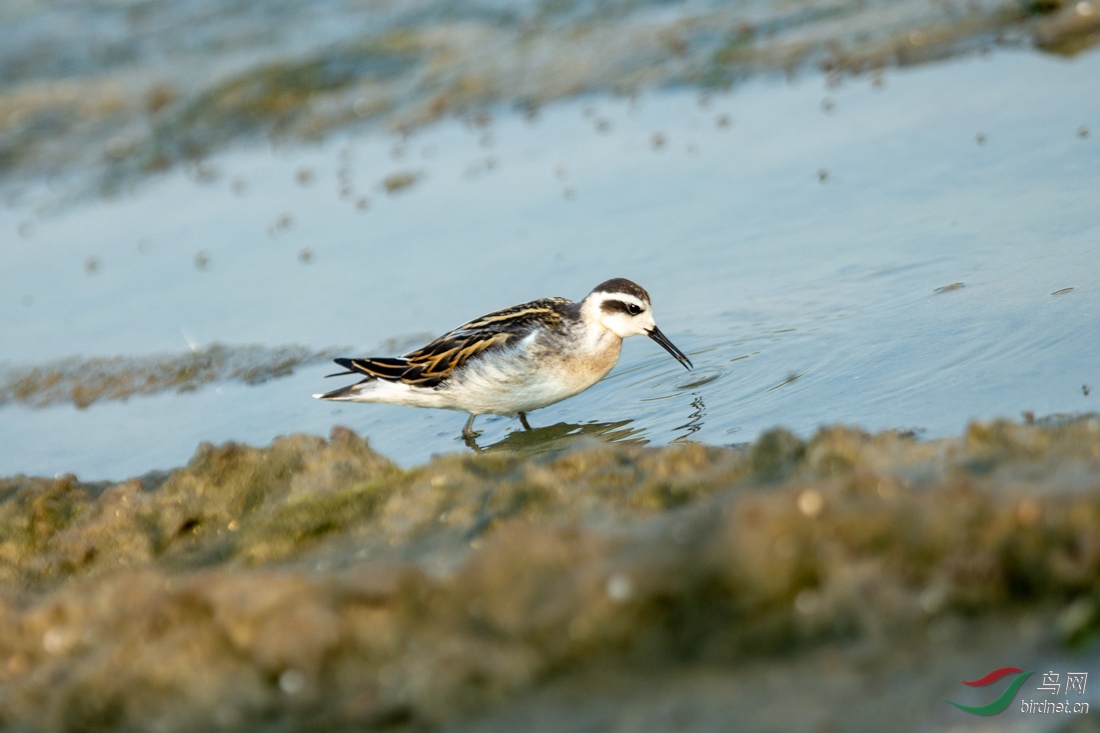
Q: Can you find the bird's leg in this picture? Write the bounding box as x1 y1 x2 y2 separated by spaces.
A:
462 415 483 452
518 412 533 431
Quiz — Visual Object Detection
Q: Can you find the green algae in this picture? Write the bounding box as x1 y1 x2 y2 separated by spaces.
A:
5 0 1099 198
1 416 1099 731
0 428 395 586
1032 0 1100 54
140 35 420 168
0 344 342 410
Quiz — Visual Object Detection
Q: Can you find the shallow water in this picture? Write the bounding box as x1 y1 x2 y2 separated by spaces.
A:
2 47 1099 479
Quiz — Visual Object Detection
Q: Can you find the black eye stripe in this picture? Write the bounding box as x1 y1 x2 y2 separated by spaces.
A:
600 299 643 316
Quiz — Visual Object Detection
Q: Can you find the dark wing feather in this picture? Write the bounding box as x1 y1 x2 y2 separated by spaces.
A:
332 298 573 388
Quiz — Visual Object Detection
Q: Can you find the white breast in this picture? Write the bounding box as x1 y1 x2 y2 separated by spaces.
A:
439 330 622 416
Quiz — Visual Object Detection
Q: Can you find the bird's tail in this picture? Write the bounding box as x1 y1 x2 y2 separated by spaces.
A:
314 356 414 400
313 382 362 400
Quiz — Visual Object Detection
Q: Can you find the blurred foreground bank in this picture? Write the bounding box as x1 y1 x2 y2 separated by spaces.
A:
1 417 1099 732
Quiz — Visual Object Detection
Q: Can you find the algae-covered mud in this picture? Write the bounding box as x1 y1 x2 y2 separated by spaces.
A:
0 344 343 410
2 0 1098 197
1 418 1099 731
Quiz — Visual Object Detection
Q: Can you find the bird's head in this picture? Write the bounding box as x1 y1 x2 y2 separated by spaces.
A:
583 278 692 370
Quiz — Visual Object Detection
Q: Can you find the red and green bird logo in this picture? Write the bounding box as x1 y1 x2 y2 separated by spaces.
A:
947 667 1034 716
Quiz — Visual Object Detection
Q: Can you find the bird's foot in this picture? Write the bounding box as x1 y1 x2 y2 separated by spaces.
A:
461 414 482 443
518 412 533 431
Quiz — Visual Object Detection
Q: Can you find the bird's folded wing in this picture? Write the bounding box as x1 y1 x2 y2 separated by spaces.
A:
338 331 513 387
401 330 516 386
337 297 571 388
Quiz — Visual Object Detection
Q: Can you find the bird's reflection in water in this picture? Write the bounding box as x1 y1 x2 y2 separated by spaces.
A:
464 419 646 455
671 395 706 443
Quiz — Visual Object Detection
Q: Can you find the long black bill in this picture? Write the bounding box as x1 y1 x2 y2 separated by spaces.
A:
647 326 693 370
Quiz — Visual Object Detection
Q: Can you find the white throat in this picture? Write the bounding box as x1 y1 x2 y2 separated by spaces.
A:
579 296 624 343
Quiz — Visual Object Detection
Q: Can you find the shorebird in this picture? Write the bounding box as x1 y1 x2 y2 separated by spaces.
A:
314 278 692 438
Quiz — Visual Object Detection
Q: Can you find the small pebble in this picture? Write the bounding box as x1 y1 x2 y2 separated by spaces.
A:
383 172 420 194
794 589 822 615
798 489 824 517
269 214 292 235
278 669 306 695
606 574 633 602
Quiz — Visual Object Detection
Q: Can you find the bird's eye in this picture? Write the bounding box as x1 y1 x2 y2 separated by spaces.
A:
627 304 642 315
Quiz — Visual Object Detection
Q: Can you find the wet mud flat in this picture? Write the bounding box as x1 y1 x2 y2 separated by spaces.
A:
2 416 1099 732
2 0 1100 201
0 344 342 411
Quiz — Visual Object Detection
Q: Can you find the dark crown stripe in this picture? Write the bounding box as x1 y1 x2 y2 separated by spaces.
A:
590 278 650 304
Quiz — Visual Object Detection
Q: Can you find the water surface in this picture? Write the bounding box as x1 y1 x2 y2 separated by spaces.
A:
1 48 1098 479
